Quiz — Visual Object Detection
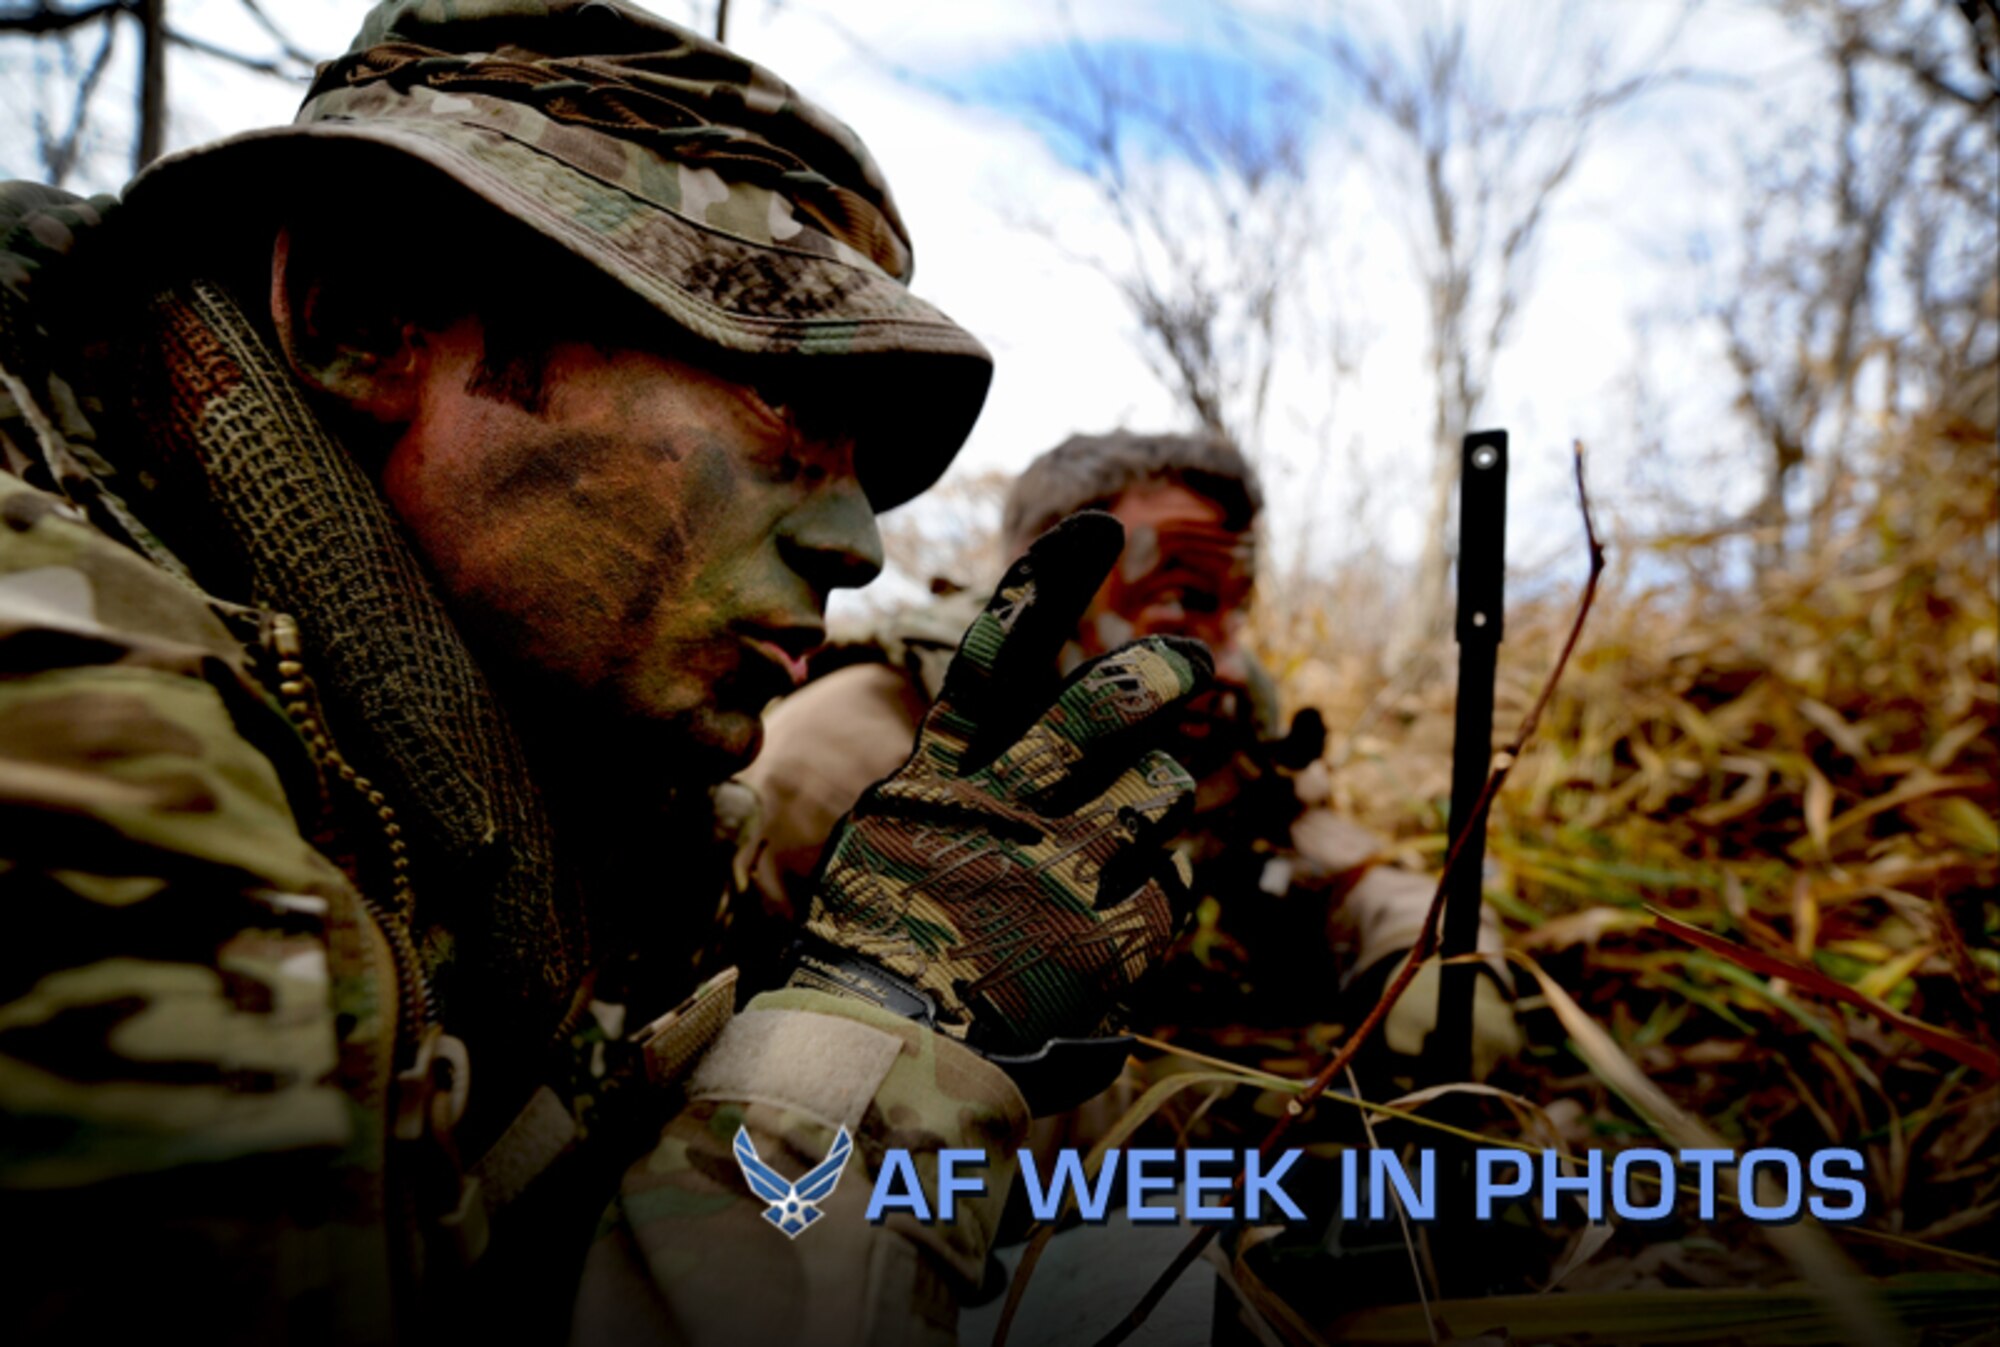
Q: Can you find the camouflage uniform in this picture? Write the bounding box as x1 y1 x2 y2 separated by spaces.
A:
0 5 1032 1344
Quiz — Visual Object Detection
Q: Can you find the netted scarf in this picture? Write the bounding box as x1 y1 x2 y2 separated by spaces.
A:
128 276 581 1058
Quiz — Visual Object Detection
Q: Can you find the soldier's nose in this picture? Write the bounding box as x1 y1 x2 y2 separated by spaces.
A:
779 486 884 599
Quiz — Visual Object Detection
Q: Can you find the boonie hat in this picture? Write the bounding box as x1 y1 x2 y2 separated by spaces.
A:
128 0 991 508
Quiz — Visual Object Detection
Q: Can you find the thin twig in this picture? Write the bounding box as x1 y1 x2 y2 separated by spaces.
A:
991 1216 1057 1347
1348 1064 1438 1344
1084 442 1605 1347
164 26 307 79
0 0 127 37
235 0 316 68
39 8 117 185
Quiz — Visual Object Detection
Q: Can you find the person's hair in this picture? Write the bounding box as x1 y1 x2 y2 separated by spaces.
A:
1001 430 1263 553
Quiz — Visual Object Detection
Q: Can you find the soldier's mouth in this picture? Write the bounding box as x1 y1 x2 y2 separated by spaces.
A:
1178 688 1241 731
1170 691 1250 766
738 625 824 691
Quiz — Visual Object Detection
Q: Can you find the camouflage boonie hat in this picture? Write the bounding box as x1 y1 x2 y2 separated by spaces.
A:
127 0 990 508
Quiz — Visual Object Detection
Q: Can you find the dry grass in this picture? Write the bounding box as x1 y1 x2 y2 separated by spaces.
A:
908 381 1995 1343
1229 377 1999 1328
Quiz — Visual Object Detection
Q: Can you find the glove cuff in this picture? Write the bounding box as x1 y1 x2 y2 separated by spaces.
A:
782 939 1132 1115
784 937 947 1031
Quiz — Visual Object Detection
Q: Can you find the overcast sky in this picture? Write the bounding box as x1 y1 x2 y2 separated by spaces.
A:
0 0 1877 606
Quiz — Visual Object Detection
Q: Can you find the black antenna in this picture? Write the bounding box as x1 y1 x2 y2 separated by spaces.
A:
1432 428 1507 1083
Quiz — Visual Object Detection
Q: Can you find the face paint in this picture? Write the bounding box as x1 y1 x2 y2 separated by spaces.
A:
1076 482 1258 779
380 320 883 785
1090 610 1137 652
1079 484 1254 662
1120 523 1163 581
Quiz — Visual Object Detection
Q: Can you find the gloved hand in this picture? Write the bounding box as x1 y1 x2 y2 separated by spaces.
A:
790 512 1211 1073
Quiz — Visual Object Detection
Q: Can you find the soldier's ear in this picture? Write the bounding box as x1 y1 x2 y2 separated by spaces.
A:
270 224 428 424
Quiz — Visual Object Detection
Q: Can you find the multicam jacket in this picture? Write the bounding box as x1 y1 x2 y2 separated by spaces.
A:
0 183 1022 1346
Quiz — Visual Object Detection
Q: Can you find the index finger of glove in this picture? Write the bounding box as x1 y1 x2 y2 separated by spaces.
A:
972 636 1213 807
1080 747 1200 924
929 512 1126 767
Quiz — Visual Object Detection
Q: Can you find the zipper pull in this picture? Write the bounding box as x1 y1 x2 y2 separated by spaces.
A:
393 1022 488 1268
392 1022 470 1147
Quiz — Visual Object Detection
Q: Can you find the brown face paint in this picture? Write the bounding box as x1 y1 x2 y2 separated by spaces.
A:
1075 482 1259 783
1120 524 1162 581
1090 610 1136 652
379 320 882 784
1079 483 1255 665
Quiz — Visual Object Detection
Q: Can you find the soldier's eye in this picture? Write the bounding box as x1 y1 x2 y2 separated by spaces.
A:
751 377 794 420
754 442 842 489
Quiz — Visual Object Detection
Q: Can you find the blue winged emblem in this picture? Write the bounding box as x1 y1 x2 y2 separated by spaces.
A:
733 1124 854 1238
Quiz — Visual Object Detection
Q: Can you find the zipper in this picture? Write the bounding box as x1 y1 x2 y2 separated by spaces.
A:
267 611 432 1051
264 612 485 1269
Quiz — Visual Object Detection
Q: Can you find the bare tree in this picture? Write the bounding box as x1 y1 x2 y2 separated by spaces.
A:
873 468 1014 602
135 0 162 169
27 8 117 185
0 0 317 187
990 27 1323 457
1305 1 1696 671
957 3 1697 676
1720 0 1998 569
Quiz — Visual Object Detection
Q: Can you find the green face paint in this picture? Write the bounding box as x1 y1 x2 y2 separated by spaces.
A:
379 322 883 787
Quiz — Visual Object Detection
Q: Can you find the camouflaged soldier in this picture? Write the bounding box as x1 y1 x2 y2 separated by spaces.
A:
0 5 1211 1344
740 431 1522 1072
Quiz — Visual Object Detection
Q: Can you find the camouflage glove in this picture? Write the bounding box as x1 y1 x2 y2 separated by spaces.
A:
789 513 1211 1099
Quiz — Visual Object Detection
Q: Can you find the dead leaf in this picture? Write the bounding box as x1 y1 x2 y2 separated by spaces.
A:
1508 951 1905 1347
1799 698 1873 759
1803 762 1835 857
1544 1222 1617 1293
1854 946 1933 1001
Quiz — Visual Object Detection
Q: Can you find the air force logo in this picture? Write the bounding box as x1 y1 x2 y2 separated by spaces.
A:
733 1125 853 1238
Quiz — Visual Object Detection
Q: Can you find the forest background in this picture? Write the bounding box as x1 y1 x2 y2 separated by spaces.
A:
2 1 1995 1342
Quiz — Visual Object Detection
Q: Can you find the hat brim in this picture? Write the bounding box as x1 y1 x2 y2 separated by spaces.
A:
129 121 991 510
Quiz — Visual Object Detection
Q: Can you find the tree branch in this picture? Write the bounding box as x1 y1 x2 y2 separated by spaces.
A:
164 25 306 79
37 6 117 185
0 1 129 37
235 0 315 70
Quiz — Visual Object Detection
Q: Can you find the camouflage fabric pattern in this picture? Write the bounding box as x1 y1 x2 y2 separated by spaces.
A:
0 188 370 1192
801 514 1212 1056
0 466 402 1343
0 186 194 577
576 987 1028 1347
0 162 1016 1343
335 0 917 277
126 0 992 507
0 473 359 1183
